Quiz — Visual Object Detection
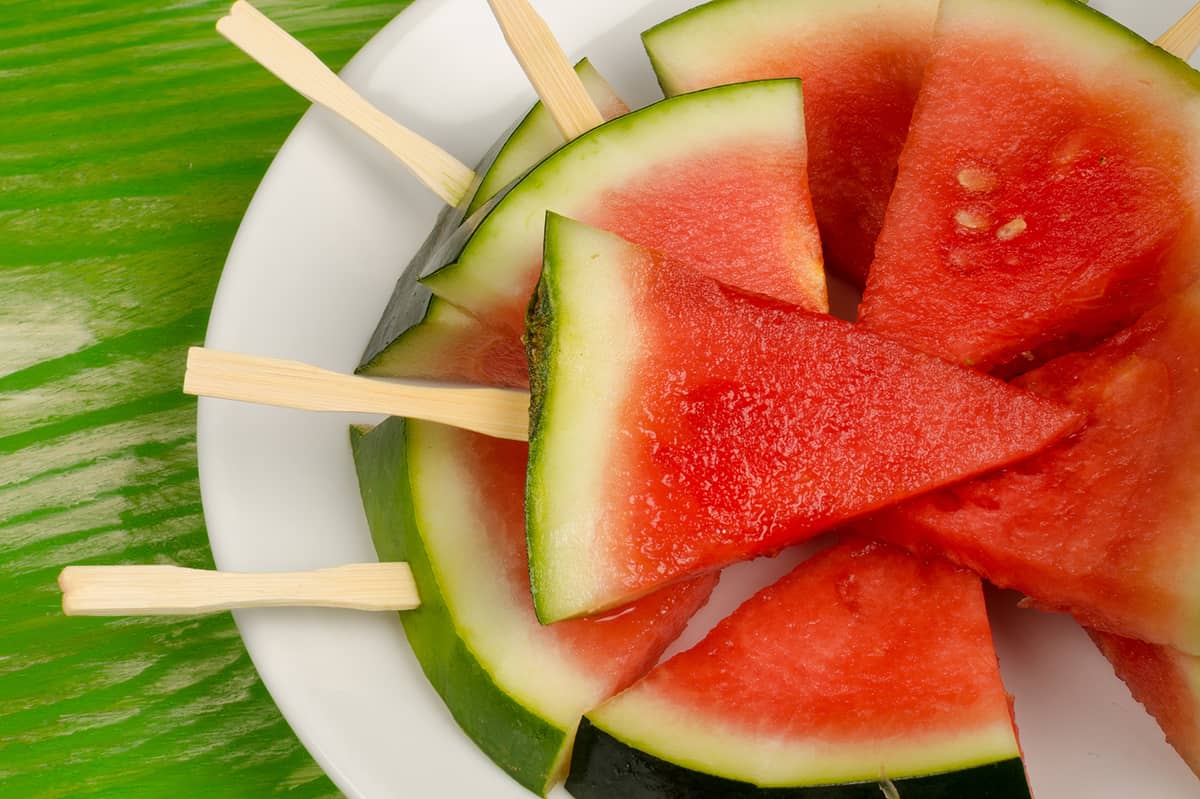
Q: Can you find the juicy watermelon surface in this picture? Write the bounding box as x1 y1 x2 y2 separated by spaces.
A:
604 252 1077 598
643 0 937 285
345 0 1200 793
639 544 1005 740
586 143 824 312
576 539 1026 789
859 282 1200 653
859 0 1200 373
527 217 1081 621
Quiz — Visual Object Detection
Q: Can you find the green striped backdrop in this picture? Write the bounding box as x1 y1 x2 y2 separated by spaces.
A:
1 2 409 795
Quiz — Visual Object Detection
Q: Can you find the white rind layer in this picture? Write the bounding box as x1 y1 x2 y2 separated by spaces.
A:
589 688 1021 787
407 420 607 726
527 218 646 623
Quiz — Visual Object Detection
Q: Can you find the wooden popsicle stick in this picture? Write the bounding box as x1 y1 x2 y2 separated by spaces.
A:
59 562 419 615
486 0 607 141
1158 1 1200 58
184 347 531 441
216 0 476 206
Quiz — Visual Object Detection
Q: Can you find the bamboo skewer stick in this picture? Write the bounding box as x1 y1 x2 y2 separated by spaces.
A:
59 563 419 615
184 347 531 441
485 0 607 141
217 0 475 206
1158 2 1200 58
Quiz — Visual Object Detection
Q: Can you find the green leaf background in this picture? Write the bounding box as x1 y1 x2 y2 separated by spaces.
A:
0 2 410 795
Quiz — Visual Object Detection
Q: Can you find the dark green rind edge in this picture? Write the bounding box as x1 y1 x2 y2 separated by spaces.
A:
422 78 807 293
349 419 569 795
566 718 1033 799
522 213 563 624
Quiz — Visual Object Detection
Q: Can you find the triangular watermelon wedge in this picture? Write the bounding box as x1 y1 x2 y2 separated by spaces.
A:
854 281 1200 655
526 215 1081 622
568 539 1032 797
858 0 1200 374
642 0 938 286
351 417 717 794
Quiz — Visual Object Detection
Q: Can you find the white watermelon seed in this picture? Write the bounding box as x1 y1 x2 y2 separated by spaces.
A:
955 209 990 230
957 167 996 192
997 216 1028 240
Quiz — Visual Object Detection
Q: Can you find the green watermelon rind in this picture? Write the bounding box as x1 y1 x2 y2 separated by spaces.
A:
525 214 648 623
349 419 569 794
524 220 567 621
467 58 627 216
422 78 811 319
583 689 1023 789
568 718 1031 799
567 538 1029 796
942 0 1200 92
524 215 567 621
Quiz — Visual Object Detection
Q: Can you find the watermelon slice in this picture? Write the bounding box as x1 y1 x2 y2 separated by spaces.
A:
642 0 937 286
567 539 1032 798
525 215 1081 622
1090 631 1200 779
858 0 1200 374
357 60 628 388
855 281 1200 654
422 79 828 344
350 416 717 794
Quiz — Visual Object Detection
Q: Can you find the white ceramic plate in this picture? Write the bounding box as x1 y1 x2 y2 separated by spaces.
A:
198 1 1200 796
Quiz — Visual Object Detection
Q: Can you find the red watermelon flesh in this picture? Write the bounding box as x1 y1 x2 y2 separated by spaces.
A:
642 0 937 286
586 144 824 314
1090 630 1200 779
526 216 1082 621
858 0 1200 374
575 538 1029 790
856 282 1200 653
